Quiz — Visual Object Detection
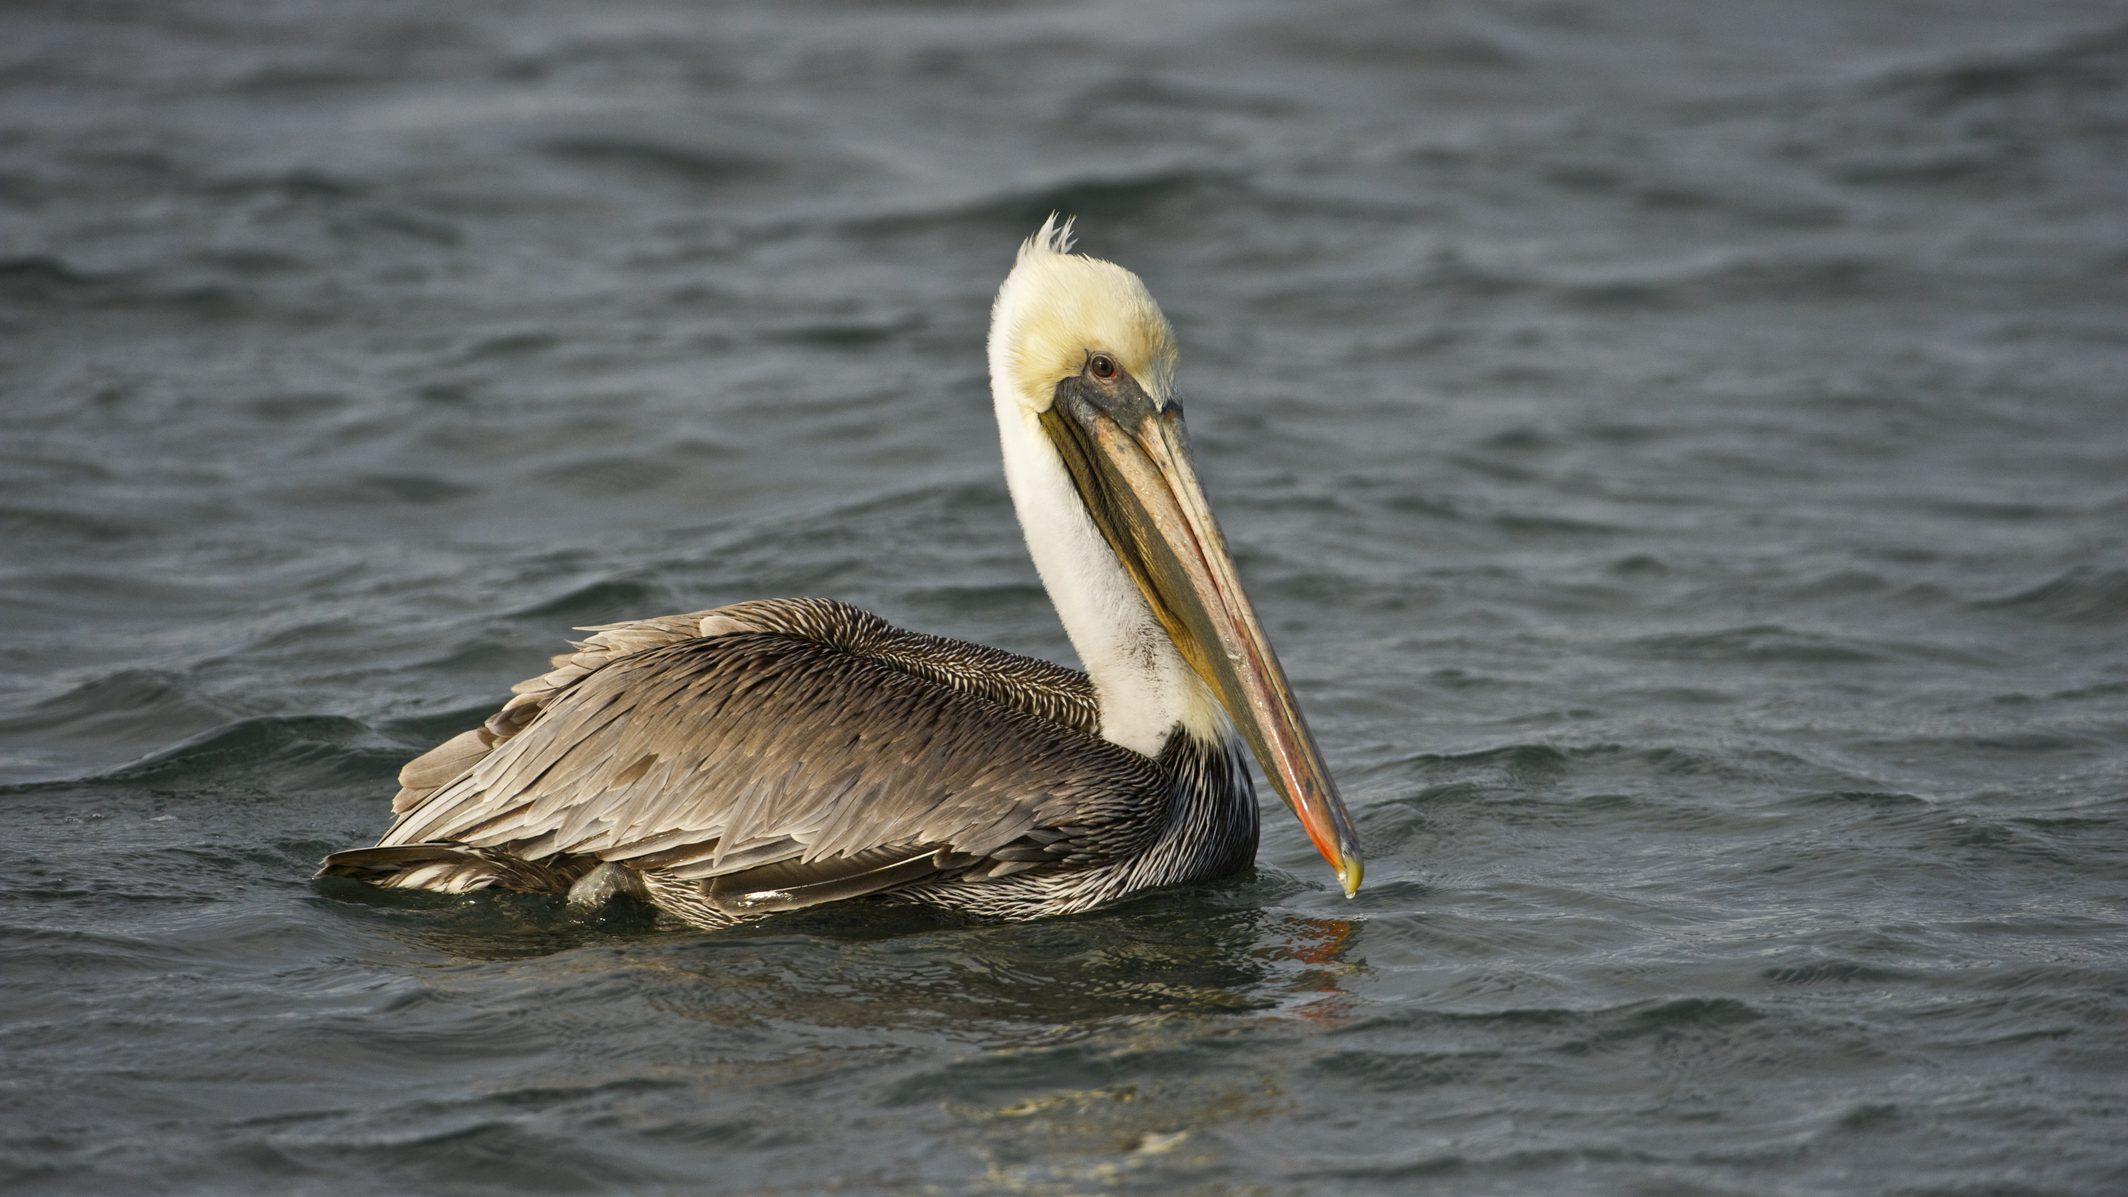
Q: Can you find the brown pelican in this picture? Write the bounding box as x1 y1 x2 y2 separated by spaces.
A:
318 217 1362 927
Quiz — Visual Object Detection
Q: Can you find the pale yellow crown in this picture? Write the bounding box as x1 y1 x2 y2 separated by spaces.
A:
987 215 1178 412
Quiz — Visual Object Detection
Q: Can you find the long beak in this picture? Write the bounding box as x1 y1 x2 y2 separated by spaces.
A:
1043 378 1363 897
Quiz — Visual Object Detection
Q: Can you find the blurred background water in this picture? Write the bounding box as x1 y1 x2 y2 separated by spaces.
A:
3 1 2126 1193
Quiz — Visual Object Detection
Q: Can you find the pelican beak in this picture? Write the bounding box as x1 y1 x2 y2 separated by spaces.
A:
1043 372 1363 897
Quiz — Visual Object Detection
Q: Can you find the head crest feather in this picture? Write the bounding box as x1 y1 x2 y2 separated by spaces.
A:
1021 212 1077 261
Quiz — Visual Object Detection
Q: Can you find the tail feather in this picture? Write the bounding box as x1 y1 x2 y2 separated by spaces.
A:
315 843 591 895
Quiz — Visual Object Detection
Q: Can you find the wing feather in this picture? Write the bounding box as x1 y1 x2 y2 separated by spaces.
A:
373 615 1162 916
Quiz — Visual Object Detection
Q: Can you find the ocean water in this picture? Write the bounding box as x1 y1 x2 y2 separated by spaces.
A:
4 1 2127 1193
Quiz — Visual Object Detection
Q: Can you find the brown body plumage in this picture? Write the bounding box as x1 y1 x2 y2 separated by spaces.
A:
319 599 1258 927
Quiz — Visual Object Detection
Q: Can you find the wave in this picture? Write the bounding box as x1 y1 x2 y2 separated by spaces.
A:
1976 567 2128 624
540 136 786 190
101 714 397 789
1625 623 1886 665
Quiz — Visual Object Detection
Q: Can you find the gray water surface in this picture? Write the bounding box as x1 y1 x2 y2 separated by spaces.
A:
5 2 2127 1194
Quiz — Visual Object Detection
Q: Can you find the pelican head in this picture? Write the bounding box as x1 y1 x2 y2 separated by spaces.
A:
987 216 1363 897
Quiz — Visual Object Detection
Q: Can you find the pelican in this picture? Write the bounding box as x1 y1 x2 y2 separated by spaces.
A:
318 218 1362 927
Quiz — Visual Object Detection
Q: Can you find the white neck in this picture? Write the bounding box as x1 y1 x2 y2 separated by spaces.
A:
994 397 1222 758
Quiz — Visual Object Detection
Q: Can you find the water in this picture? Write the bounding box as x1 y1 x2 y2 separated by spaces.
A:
4 1 2127 1193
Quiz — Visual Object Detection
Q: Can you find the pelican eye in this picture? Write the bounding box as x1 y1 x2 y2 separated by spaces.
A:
1088 353 1118 381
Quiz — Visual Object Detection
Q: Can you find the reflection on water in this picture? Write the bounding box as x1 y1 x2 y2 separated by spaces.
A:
316 874 1372 1191
951 1073 1285 1195
338 876 1365 1037
906 906 1366 1194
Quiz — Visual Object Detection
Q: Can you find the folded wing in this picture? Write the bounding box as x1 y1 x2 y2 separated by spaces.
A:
322 601 1166 922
